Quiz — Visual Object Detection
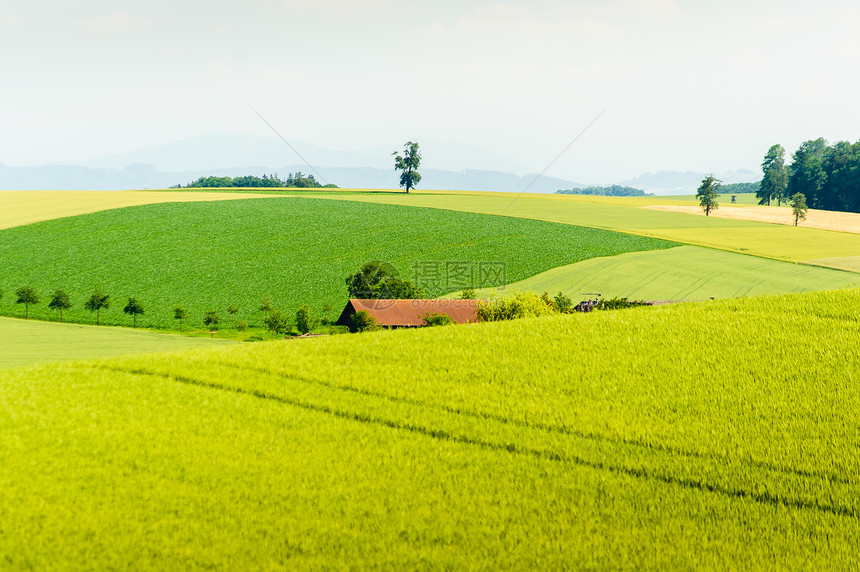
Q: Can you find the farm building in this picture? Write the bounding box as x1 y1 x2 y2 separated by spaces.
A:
336 299 480 328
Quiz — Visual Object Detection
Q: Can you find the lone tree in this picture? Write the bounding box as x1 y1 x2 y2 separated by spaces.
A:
174 304 189 332
84 288 110 325
15 286 39 319
123 297 145 328
696 175 722 216
48 289 72 322
790 192 808 226
393 141 421 193
757 144 789 206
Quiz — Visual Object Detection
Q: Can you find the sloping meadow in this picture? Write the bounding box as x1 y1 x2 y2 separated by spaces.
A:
3 288 860 568
0 196 676 329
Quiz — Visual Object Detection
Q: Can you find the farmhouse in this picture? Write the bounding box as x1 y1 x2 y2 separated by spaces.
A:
336 299 480 328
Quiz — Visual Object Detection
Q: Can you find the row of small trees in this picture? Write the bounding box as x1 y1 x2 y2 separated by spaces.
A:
3 286 125 325
2 286 326 336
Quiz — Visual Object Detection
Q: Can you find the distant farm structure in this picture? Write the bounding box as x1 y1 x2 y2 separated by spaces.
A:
336 299 479 328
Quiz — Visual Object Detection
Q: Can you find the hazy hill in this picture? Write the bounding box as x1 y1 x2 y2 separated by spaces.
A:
86 132 529 175
621 169 760 194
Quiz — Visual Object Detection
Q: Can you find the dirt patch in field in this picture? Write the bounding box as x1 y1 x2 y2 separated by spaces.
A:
0 191 283 230
642 204 860 234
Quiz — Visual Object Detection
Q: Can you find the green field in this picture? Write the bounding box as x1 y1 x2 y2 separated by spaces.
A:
309 190 860 263
467 245 860 301
0 316 232 369
0 197 676 329
4 288 860 568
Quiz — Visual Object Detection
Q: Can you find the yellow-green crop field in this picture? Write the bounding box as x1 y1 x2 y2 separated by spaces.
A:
0 317 232 369
3 289 860 569
306 190 860 265
466 245 860 301
0 190 278 231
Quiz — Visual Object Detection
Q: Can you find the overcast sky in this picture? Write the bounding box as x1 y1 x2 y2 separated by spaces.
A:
2 0 860 184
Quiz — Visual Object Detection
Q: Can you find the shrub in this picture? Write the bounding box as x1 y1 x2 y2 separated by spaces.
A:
296 305 319 334
236 320 249 332
423 312 454 327
348 310 378 333
477 291 557 322
460 288 477 299
594 297 650 311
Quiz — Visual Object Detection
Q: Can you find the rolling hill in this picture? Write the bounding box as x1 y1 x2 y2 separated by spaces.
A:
3 289 860 568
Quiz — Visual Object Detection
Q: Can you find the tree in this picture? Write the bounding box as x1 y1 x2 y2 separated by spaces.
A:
203 310 220 336
264 309 290 337
346 261 425 299
822 140 860 213
788 138 828 209
295 305 318 334
790 192 808 226
227 304 239 329
84 289 110 325
123 297 145 328
15 286 39 319
757 144 788 206
174 304 189 332
48 289 72 322
553 291 574 314
696 175 721 216
393 141 422 193
259 296 274 317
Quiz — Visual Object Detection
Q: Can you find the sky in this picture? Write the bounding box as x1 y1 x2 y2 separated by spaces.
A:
2 0 860 184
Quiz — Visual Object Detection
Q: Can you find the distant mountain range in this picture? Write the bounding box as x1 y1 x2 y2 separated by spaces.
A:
0 132 760 194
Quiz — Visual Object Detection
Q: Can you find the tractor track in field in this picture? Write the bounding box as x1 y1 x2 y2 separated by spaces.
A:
100 363 860 521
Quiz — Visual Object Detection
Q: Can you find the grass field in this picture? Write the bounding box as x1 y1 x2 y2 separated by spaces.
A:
466 245 860 301
309 190 860 264
0 190 279 230
0 197 675 329
4 288 860 569
0 316 232 369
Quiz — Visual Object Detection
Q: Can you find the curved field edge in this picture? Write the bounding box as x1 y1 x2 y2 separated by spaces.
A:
461 245 860 301
3 288 860 569
301 190 860 264
0 190 282 230
0 197 676 329
0 316 232 369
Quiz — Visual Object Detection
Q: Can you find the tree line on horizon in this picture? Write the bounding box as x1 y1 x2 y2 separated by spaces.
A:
556 185 650 197
174 172 338 189
757 139 860 213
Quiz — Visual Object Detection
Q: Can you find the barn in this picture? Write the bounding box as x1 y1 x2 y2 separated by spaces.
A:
336 299 480 328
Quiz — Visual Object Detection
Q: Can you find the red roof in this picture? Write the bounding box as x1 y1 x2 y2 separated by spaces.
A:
336 299 480 327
